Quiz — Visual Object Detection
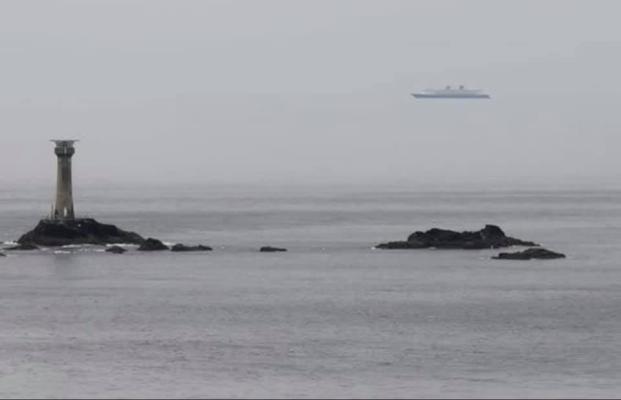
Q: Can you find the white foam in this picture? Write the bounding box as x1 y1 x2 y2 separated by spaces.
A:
61 244 83 249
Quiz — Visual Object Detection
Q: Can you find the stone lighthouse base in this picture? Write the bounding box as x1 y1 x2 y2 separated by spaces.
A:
17 218 145 247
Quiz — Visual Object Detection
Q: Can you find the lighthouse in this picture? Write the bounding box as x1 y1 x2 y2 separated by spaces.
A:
15 140 146 246
51 140 77 220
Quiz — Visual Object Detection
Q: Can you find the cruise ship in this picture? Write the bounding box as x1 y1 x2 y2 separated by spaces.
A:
412 85 491 99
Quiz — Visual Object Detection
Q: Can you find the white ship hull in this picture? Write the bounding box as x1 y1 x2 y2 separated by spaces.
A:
412 92 490 99
412 86 491 99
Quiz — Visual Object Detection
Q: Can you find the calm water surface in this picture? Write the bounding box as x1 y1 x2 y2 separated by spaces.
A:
1 184 620 398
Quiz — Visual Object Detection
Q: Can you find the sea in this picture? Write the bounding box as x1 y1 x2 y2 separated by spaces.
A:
0 182 620 398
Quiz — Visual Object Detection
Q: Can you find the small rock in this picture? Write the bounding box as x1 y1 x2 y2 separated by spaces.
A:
260 246 287 252
375 241 426 249
0 252 6 257
6 242 39 251
170 244 212 252
493 247 566 260
137 238 168 251
105 245 127 254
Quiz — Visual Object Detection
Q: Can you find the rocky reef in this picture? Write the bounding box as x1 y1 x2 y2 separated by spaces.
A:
376 224 537 250
137 238 168 251
105 245 127 254
18 218 144 247
6 243 39 250
493 247 565 260
170 244 212 252
260 246 287 252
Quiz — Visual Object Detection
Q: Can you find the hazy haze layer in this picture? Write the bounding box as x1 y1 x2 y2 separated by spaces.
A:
0 0 620 186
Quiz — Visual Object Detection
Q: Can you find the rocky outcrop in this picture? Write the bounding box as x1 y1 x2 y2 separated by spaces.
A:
6 242 39 250
493 247 565 260
170 244 212 252
260 246 287 252
17 218 144 247
376 224 537 250
137 238 168 251
105 245 127 254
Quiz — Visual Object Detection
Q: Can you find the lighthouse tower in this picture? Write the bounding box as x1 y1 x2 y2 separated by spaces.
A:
51 140 77 220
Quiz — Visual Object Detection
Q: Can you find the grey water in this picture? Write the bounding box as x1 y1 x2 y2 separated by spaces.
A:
1 183 621 398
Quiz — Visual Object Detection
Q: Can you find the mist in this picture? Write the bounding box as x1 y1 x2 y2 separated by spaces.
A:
1 0 620 188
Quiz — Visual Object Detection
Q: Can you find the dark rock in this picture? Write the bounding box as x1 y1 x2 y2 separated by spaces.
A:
374 240 426 250
0 252 5 257
170 244 212 252
105 245 127 254
260 246 287 252
376 224 537 250
138 237 168 251
493 247 566 260
6 242 39 251
17 218 144 247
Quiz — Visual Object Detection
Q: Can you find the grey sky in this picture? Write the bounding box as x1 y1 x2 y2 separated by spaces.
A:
1 0 620 187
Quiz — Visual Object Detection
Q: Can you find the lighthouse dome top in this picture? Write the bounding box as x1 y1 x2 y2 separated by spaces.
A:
51 139 78 146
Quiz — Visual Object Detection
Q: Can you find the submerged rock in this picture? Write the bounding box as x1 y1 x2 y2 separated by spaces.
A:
493 247 565 260
17 218 144 247
376 224 537 250
260 246 287 252
170 244 212 252
6 242 39 251
105 245 127 254
138 238 168 251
